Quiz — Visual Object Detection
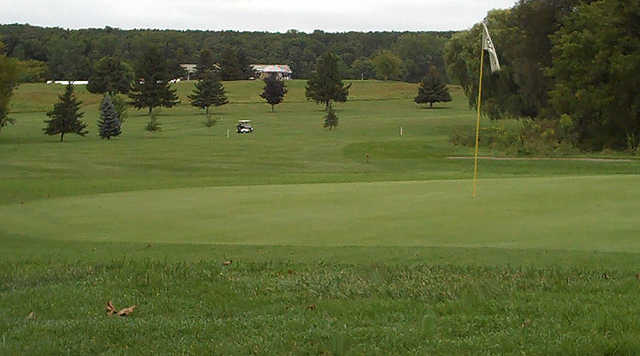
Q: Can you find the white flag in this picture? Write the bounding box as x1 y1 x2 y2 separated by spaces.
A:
482 22 501 73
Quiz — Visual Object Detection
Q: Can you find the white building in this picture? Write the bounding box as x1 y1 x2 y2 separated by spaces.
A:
251 64 293 80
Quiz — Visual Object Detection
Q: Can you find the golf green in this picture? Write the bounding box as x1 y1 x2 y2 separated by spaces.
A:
3 174 637 251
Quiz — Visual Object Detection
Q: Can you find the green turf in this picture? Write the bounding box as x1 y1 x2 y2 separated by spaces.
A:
2 175 639 252
1 80 640 355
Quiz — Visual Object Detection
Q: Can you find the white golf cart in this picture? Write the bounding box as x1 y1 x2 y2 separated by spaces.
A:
236 120 254 134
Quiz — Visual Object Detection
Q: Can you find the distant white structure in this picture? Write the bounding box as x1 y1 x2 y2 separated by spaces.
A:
251 64 293 80
47 81 89 85
180 64 197 80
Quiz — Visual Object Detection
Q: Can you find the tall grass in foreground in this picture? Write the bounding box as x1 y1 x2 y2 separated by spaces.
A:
2 256 640 355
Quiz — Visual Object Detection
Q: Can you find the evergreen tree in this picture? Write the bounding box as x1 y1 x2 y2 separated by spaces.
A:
128 46 179 114
195 49 216 79
97 94 121 140
414 67 452 108
323 104 339 130
188 72 228 116
260 77 288 112
305 52 352 110
145 109 162 133
43 84 88 142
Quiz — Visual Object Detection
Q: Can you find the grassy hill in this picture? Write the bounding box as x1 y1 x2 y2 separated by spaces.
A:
1 80 639 354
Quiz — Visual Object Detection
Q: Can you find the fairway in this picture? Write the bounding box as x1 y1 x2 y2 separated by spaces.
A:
2 175 638 251
2 80 640 355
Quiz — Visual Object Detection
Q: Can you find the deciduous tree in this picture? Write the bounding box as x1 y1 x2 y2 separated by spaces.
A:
372 50 405 81
87 56 133 96
0 41 20 134
549 0 640 150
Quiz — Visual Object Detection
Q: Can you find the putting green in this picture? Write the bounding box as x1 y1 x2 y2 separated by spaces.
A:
2 175 638 251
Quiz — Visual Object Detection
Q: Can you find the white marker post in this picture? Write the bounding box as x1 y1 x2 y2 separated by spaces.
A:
400 127 404 137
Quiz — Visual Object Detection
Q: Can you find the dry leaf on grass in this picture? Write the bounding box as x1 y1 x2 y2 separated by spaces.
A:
106 301 117 315
106 301 137 317
223 260 232 266
26 311 36 320
117 305 136 316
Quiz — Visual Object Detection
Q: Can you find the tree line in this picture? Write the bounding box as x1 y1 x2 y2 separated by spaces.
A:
445 0 640 151
0 24 453 83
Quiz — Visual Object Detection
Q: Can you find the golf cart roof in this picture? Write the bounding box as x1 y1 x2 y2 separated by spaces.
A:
238 120 252 123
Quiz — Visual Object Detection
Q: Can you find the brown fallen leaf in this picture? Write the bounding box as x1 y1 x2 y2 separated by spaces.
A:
307 304 317 311
26 311 36 320
117 305 136 317
106 301 117 316
636 273 640 281
223 260 232 266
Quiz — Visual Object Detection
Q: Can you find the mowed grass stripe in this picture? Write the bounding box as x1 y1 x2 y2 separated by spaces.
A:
2 175 638 250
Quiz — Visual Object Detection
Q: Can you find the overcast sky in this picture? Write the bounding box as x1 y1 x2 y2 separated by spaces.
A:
2 0 517 32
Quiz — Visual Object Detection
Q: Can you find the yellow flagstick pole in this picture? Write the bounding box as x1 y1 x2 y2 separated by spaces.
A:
472 42 485 199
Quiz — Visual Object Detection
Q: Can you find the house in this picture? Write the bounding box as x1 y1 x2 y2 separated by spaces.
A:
251 64 293 80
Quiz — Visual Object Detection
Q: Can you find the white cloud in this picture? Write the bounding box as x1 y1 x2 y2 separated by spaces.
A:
1 0 517 32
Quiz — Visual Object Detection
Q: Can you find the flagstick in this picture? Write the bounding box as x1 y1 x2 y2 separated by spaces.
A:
472 45 485 199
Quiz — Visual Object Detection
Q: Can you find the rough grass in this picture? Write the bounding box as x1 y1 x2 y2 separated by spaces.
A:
1 80 640 354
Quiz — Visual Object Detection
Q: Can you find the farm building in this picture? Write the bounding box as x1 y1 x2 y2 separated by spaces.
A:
251 64 293 80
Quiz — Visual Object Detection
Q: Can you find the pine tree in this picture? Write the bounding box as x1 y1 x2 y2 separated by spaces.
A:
43 84 88 142
97 94 121 140
145 109 162 133
128 46 179 115
324 104 339 130
414 67 452 108
260 77 288 112
305 52 351 111
188 72 228 116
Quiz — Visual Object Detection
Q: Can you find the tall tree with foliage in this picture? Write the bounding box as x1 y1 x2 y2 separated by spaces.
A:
128 46 179 114
350 57 376 80
220 47 250 81
323 104 338 130
87 56 133 96
260 77 288 112
549 0 640 150
188 71 228 116
195 49 216 79
415 67 451 108
0 41 20 134
97 94 121 140
372 50 405 81
394 33 448 83
444 2 583 119
43 84 88 142
305 52 351 110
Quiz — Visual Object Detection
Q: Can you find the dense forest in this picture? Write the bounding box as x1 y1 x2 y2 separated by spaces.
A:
0 24 453 82
445 0 639 151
